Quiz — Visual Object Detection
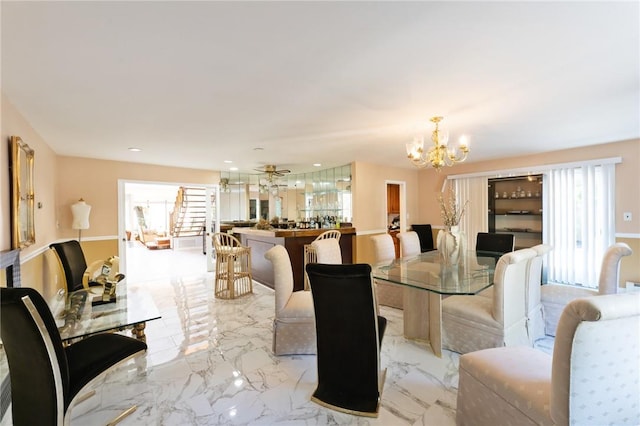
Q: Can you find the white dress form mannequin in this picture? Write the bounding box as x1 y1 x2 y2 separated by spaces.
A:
71 198 91 241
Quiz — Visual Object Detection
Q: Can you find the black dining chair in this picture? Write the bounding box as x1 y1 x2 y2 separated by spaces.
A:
0 287 147 425
306 263 387 417
50 240 122 293
50 240 96 292
411 224 436 252
475 232 515 255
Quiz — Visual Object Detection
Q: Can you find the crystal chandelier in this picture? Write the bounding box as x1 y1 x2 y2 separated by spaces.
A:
406 116 470 170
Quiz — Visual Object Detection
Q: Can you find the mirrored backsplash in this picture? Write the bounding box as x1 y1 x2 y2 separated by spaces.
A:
218 164 352 229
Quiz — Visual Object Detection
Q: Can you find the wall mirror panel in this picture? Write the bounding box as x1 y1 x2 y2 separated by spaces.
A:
219 164 351 229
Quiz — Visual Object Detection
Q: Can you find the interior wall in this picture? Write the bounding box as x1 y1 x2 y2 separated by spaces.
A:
416 139 640 235
1 93 59 258
352 161 419 264
416 138 640 284
56 156 219 240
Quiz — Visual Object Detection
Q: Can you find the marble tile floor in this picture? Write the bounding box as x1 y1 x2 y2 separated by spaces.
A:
2 243 555 426
68 273 466 426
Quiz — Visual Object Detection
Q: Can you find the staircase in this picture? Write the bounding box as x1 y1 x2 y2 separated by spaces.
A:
171 187 207 238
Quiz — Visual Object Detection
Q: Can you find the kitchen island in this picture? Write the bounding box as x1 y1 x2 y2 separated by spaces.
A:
232 227 356 291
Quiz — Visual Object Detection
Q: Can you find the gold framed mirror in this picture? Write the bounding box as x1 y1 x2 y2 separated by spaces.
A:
10 136 35 249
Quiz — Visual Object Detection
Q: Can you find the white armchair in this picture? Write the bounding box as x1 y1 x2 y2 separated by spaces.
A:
265 245 316 355
541 242 632 336
442 248 537 354
456 292 640 426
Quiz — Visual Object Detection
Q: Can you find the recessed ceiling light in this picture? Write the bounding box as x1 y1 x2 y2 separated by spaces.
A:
313 163 322 167
229 167 238 171
128 147 142 152
224 160 233 164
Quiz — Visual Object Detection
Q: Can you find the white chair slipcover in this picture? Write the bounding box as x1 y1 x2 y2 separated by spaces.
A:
540 242 632 336
303 230 341 290
265 245 316 355
370 233 403 309
396 231 421 258
456 292 640 426
310 238 342 264
442 248 537 354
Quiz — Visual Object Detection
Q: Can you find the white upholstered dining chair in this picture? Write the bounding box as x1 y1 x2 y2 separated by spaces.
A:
442 248 537 354
265 245 316 355
370 233 403 309
396 231 421 257
303 230 341 289
525 244 553 344
456 292 640 426
310 238 342 264
540 242 632 336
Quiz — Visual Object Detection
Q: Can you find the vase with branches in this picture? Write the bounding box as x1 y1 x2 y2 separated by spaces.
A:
438 186 468 230
437 187 468 264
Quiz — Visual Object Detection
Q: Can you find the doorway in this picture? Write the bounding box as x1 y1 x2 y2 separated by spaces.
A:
118 180 217 283
386 181 405 258
260 199 269 220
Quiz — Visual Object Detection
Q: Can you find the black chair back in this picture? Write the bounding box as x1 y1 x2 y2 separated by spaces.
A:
476 232 515 254
306 263 386 416
1 287 70 424
1 287 148 424
50 240 88 292
411 224 435 252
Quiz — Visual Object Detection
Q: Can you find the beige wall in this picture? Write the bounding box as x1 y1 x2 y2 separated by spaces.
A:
352 161 420 264
43 160 218 294
56 156 219 239
416 139 640 235
2 93 220 293
414 138 640 284
3 90 639 288
1 94 59 258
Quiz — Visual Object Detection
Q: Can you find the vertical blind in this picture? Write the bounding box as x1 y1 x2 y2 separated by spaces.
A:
453 176 489 250
450 159 617 289
545 163 616 287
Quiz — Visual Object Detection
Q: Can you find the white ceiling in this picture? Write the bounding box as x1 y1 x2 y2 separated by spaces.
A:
2 1 638 174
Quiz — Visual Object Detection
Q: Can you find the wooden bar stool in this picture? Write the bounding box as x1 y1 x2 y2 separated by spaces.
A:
213 233 253 299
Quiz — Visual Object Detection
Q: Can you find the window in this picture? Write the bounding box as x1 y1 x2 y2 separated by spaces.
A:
545 163 616 287
448 158 619 288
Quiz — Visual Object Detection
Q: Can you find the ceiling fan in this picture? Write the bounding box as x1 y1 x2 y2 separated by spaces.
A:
253 165 291 183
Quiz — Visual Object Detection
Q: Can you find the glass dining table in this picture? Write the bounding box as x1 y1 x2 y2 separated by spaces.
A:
49 281 161 344
372 250 501 357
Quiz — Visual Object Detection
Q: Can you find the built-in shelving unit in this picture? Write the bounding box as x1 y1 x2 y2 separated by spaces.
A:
488 175 543 249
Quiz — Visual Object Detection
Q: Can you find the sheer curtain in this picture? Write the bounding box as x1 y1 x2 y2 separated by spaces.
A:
452 176 488 250
545 163 616 287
